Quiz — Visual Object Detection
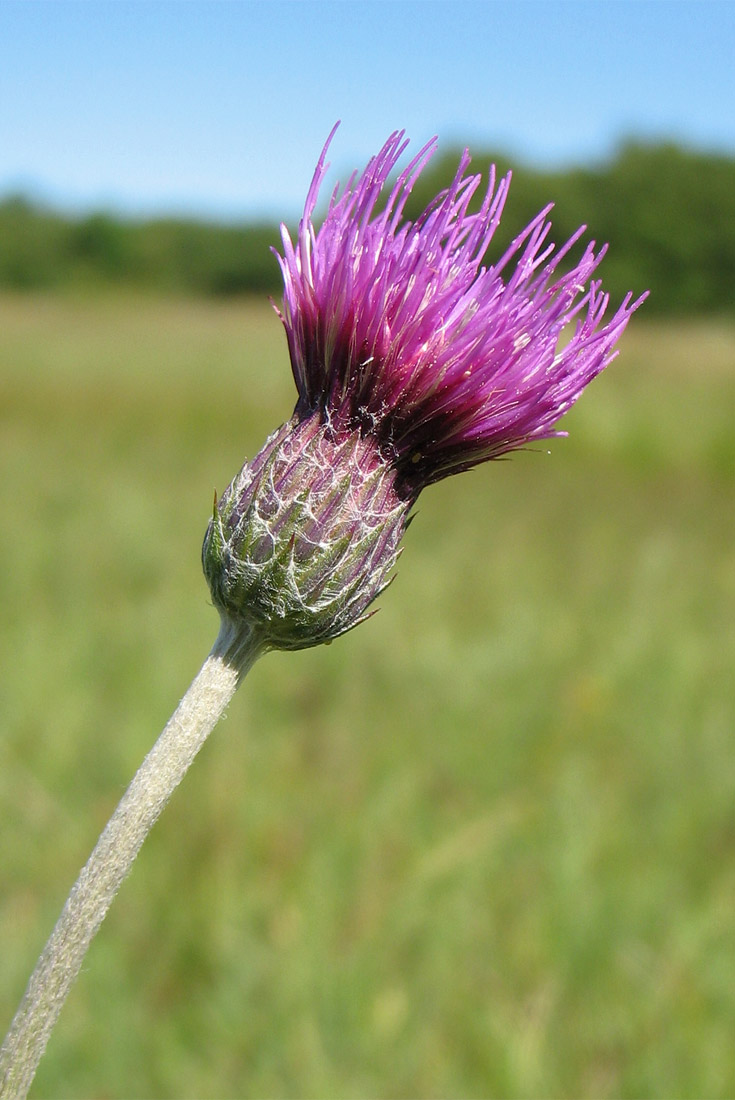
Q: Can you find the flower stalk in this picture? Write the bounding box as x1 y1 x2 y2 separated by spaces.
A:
0 619 263 1100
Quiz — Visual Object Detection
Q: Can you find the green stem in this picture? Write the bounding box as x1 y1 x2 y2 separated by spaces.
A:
0 618 263 1100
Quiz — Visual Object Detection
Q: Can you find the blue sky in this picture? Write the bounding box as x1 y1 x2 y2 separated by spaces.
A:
1 0 733 221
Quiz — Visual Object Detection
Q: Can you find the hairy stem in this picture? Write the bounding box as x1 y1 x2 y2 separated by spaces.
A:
0 618 263 1100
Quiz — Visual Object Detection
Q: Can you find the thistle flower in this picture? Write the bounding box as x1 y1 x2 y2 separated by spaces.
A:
203 126 646 650
1 129 646 1099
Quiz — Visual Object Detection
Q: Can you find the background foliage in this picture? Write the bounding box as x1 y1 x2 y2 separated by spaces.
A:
1 290 734 1097
2 140 735 314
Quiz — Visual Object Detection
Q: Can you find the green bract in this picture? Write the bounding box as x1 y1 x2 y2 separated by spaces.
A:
202 413 412 650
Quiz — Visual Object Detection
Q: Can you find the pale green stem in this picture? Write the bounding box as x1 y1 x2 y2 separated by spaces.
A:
0 617 263 1100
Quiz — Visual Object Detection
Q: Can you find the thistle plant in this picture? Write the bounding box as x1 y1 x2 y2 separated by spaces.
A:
0 126 646 1098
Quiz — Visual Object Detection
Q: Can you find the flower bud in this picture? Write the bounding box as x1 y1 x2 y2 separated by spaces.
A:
202 412 412 650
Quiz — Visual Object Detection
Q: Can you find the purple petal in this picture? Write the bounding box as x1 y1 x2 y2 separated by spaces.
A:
274 127 647 494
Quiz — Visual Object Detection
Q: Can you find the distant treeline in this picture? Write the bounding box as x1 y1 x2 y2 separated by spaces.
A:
1 141 734 314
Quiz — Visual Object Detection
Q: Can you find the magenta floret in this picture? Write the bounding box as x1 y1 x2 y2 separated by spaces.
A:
275 126 647 493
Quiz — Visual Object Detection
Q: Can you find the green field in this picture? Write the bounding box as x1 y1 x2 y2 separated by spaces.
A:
1 292 734 1099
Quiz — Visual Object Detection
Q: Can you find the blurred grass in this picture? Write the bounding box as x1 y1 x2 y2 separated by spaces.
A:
1 291 734 1099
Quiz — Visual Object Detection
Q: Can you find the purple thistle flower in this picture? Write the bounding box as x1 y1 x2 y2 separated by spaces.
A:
276 125 646 494
203 127 646 650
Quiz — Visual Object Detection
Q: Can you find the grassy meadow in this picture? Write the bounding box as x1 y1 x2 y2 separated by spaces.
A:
1 291 734 1099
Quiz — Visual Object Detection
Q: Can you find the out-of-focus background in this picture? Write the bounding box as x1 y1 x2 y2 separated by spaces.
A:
1 2 734 1097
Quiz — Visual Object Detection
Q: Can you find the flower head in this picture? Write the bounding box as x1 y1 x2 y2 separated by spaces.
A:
203 128 646 650
276 125 646 495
